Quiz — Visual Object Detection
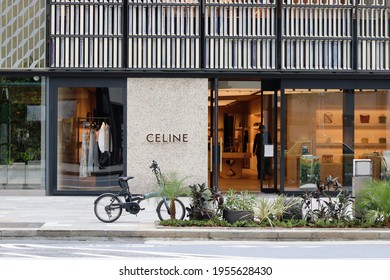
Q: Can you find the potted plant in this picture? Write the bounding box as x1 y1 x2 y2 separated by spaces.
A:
222 189 256 223
186 183 215 220
159 171 190 220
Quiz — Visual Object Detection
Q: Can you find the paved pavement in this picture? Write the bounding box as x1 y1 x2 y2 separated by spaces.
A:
1 194 390 240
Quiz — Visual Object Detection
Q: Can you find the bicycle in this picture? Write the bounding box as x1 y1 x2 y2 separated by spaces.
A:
93 160 186 223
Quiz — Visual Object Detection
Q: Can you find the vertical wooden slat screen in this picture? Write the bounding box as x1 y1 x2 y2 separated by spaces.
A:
127 0 201 69
50 0 123 69
204 0 277 70
357 0 390 71
281 0 354 70
48 0 390 71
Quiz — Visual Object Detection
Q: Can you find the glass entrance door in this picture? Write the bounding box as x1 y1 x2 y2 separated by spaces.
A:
208 81 277 193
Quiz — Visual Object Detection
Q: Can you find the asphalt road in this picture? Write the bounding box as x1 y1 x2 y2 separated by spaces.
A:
1 238 390 259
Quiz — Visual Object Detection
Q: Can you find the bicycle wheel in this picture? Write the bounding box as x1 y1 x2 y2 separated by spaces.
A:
94 194 122 223
156 198 186 221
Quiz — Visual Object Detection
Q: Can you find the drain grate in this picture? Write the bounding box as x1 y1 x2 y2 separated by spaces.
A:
0 222 44 228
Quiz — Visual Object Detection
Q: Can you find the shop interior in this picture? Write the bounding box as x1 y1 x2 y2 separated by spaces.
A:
209 84 390 193
57 87 124 190
208 81 275 192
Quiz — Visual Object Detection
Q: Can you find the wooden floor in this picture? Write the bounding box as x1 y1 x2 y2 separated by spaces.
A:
217 168 274 193
216 168 300 193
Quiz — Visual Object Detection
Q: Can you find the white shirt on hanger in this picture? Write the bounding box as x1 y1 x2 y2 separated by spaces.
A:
97 122 112 152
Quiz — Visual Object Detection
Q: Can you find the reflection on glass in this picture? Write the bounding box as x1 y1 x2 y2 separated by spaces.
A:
285 89 345 190
0 77 45 189
57 87 124 191
355 90 390 182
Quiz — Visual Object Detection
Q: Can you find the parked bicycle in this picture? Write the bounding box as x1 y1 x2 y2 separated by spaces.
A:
94 160 186 222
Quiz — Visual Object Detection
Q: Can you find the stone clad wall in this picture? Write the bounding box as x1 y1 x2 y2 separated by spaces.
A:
127 78 208 193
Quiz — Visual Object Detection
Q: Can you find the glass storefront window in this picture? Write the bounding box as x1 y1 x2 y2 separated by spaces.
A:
355 90 390 181
284 89 345 190
0 77 45 190
57 87 124 191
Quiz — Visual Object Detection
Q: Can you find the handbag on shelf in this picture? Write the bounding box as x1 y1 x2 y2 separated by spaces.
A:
379 114 387 124
323 112 333 124
322 154 333 163
379 138 387 143
361 138 369 144
360 114 370 123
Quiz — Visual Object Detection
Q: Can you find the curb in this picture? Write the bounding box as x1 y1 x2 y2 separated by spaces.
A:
2 227 390 240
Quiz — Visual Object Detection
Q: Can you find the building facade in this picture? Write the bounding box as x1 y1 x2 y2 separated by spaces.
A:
1 0 390 195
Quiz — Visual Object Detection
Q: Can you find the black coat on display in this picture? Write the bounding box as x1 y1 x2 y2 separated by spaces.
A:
253 126 271 179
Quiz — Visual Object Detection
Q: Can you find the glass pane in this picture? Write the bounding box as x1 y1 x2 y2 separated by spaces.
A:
208 81 276 192
284 89 345 191
0 77 45 190
57 87 124 191
355 90 390 181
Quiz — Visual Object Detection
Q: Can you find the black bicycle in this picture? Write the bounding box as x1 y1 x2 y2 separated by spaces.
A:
93 160 186 222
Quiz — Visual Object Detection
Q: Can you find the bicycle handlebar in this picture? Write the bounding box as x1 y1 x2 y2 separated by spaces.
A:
149 160 159 170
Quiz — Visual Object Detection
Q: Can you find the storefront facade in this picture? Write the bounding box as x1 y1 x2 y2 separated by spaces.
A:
1 0 390 195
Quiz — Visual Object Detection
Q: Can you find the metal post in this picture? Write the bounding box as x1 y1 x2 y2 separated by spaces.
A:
213 78 219 193
209 80 214 188
273 89 278 191
279 89 286 193
260 90 264 190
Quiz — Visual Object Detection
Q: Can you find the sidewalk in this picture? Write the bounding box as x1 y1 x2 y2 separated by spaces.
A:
1 195 390 240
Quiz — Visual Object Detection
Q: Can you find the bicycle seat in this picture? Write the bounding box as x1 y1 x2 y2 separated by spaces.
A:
118 176 134 182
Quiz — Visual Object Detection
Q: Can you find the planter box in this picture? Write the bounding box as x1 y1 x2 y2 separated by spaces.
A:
7 162 26 185
223 209 254 224
0 165 7 184
26 160 42 185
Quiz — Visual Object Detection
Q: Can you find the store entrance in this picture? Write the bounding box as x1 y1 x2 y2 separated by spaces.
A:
208 81 278 193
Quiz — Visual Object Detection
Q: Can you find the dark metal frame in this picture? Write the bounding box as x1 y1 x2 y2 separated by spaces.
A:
46 77 127 196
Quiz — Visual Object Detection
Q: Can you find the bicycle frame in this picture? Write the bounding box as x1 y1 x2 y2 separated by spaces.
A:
94 160 169 215
94 160 187 222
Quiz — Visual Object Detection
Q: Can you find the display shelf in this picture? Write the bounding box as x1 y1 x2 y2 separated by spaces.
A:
316 124 342 128
316 142 346 147
317 124 388 129
355 124 388 129
354 143 388 148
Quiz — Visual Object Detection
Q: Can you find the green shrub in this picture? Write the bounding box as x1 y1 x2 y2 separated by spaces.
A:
224 189 256 211
355 180 390 226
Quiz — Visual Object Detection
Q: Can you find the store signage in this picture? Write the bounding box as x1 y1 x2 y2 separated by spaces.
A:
146 133 188 143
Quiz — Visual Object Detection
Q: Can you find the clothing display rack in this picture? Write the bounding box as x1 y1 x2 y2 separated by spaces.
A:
76 116 110 166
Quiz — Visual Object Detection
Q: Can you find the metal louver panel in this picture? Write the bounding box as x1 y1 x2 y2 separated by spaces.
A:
0 0 46 69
